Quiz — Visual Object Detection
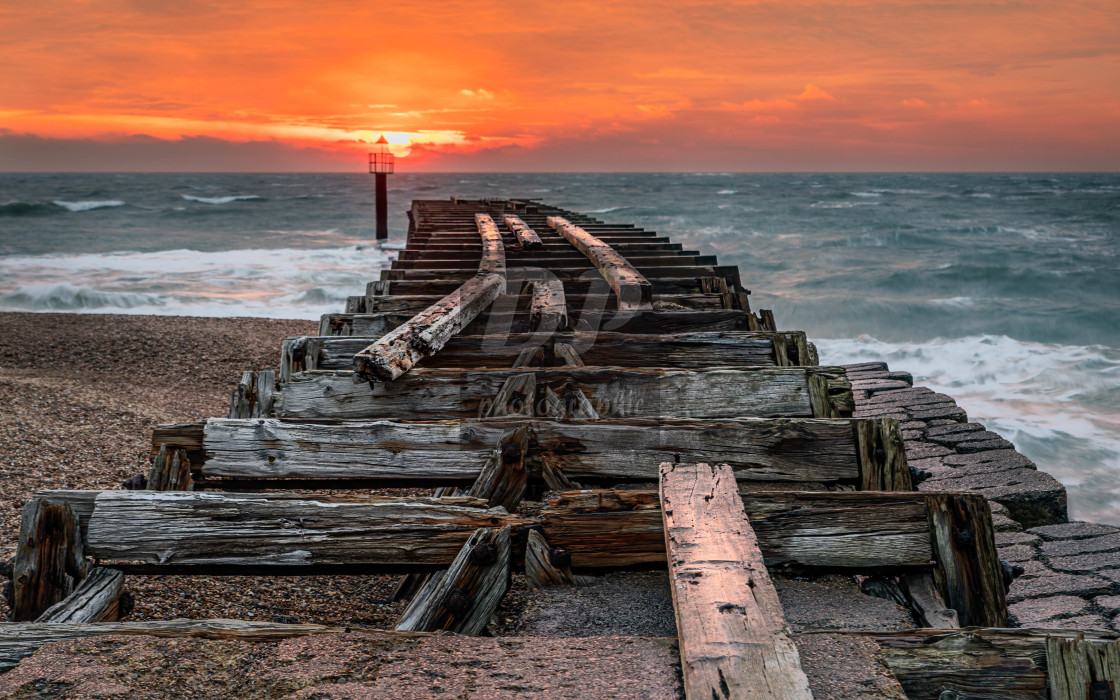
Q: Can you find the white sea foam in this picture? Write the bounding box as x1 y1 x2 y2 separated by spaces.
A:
818 335 1120 524
51 200 125 212
717 189 736 195
0 244 393 320
181 194 262 205
850 192 882 197
584 206 625 214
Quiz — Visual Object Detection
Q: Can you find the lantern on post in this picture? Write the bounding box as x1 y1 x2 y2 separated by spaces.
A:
368 134 395 241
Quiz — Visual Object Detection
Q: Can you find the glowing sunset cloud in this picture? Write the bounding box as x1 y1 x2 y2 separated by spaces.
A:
1 0 1117 171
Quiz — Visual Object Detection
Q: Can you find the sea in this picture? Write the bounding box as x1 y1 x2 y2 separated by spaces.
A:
1 172 1118 523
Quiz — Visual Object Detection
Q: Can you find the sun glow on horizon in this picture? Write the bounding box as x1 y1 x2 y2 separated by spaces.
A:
1 1 1117 171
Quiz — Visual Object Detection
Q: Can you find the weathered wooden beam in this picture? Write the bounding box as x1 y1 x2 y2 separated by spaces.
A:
351 272 505 382
12 498 90 621
38 491 520 569
277 367 853 421
867 627 1120 700
283 331 807 376
502 214 543 250
661 462 811 699
193 416 892 488
542 489 935 570
350 291 726 314
542 488 1007 628
474 213 506 276
35 567 123 623
463 426 530 511
365 275 735 297
395 526 511 635
380 265 717 282
553 215 652 311
528 279 567 332
854 417 912 491
350 213 507 382
322 308 751 338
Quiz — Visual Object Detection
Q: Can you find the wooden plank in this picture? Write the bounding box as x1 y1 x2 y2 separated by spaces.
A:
39 491 520 568
13 498 89 621
543 489 935 570
463 426 530 511
855 417 912 491
380 265 717 282
502 214 543 249
394 526 511 635
365 276 734 297
350 291 726 314
36 567 123 623
661 462 811 699
277 367 852 421
351 272 505 382
322 308 751 338
284 331 802 374
528 279 567 332
197 417 883 487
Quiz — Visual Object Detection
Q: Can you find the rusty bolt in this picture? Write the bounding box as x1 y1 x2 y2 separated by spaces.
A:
956 529 974 547
121 474 147 490
445 588 471 617
118 590 135 618
501 442 522 464
469 542 498 567
874 447 886 462
549 547 572 569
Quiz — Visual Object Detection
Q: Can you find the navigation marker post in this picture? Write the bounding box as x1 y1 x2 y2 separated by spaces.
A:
368 134 395 241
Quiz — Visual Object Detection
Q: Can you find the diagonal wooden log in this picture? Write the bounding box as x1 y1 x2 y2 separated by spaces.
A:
352 213 506 382
394 526 511 635
35 567 124 623
351 272 505 382
547 216 652 312
502 214 543 250
661 462 811 699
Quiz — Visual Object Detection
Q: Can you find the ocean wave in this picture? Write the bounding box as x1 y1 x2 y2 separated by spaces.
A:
0 284 167 311
0 244 393 320
0 201 54 217
51 200 125 212
584 206 626 214
849 192 882 198
181 194 262 205
717 189 736 195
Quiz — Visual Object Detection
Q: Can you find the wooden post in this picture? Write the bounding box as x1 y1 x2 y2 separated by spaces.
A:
661 462 811 699
148 445 194 491
524 529 575 588
1047 635 1120 700
924 493 1008 627
394 526 511 635
854 417 912 491
465 426 530 511
12 498 89 621
529 279 567 332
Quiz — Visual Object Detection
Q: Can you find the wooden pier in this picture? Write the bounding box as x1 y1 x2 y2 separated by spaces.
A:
4 198 1117 697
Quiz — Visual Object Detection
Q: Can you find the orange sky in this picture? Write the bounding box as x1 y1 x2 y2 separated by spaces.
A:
2 0 1118 171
